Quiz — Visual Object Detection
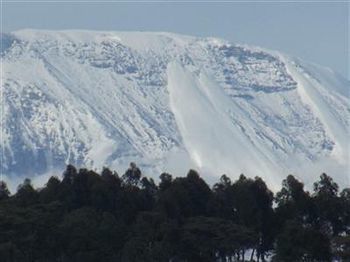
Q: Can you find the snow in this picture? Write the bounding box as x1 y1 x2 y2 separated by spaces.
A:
167 62 280 187
281 55 349 164
1 30 349 189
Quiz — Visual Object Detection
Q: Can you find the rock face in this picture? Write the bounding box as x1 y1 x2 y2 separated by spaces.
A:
1 30 349 187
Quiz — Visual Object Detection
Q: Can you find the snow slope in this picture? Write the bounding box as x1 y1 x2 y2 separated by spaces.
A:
1 30 349 188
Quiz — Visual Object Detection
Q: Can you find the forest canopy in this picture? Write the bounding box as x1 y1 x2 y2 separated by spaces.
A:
0 163 349 262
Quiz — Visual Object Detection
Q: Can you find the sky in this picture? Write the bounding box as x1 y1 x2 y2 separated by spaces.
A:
1 1 349 78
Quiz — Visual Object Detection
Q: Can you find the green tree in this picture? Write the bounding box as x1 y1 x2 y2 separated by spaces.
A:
209 174 234 219
274 220 331 262
179 216 256 262
0 181 10 201
40 176 61 203
159 172 172 191
231 175 275 261
121 212 177 262
158 169 212 219
16 178 38 206
122 162 142 187
275 175 314 228
313 173 343 236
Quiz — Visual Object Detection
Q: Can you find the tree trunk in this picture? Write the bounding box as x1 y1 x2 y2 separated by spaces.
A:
250 249 255 261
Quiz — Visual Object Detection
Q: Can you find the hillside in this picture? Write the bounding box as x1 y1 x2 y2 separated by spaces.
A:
1 30 349 188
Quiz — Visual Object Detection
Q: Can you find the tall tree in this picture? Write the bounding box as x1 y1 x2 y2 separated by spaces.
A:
16 178 38 206
313 173 343 236
0 181 10 201
122 162 142 187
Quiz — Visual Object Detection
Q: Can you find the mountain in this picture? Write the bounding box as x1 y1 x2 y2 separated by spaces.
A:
1 29 349 189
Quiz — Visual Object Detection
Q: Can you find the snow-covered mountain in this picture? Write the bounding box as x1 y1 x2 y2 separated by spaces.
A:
1 30 349 188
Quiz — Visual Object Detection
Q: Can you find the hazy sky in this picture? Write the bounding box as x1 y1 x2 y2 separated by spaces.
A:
2 1 349 78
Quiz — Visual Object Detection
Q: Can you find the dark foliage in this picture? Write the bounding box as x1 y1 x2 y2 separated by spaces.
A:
0 164 348 262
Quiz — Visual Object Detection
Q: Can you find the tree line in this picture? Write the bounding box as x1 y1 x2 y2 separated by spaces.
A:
0 163 349 262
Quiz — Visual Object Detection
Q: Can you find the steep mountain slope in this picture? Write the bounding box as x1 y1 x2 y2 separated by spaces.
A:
1 30 349 188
